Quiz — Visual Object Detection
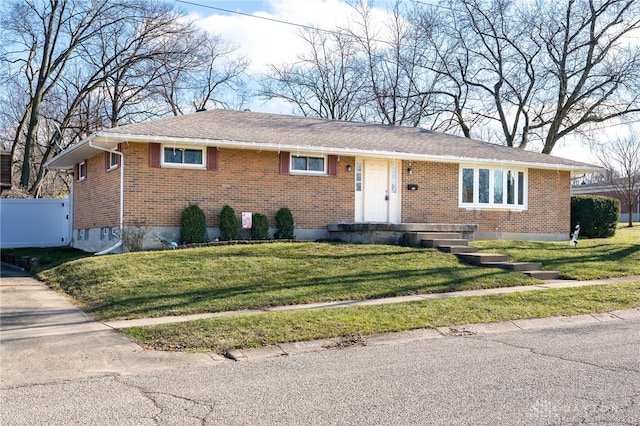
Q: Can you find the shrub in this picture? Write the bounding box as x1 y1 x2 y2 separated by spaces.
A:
571 195 620 238
275 207 295 239
250 213 270 240
219 205 240 240
122 220 149 252
180 204 207 244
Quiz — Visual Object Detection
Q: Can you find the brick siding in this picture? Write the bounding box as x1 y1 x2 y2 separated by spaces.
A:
73 143 571 236
74 143 354 230
401 161 570 235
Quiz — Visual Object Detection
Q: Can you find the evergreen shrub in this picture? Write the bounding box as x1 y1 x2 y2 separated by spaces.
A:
570 195 620 238
219 205 240 240
275 207 295 239
250 213 270 240
180 204 207 244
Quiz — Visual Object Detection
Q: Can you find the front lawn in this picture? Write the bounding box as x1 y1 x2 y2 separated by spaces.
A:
38 242 538 321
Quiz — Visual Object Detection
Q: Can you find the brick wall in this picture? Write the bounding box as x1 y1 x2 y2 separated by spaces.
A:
75 143 354 230
73 143 571 237
73 154 121 229
401 161 570 235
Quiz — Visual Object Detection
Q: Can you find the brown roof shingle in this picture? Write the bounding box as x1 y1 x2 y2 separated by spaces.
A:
49 108 600 171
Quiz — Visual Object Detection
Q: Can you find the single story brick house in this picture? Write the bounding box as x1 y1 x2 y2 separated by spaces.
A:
47 109 599 252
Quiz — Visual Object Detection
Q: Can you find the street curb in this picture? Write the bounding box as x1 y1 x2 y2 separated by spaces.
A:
218 307 640 362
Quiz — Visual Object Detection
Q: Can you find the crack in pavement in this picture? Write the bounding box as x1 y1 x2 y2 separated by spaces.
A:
114 375 215 425
474 335 640 375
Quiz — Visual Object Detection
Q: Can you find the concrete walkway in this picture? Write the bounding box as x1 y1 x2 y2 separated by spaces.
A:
103 275 640 329
0 269 221 387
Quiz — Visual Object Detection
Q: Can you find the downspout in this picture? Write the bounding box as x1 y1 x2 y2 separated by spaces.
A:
89 141 124 255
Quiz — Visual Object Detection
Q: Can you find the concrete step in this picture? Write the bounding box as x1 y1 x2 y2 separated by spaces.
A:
405 232 463 247
523 270 560 280
456 253 509 265
422 239 469 248
438 245 478 254
482 262 543 272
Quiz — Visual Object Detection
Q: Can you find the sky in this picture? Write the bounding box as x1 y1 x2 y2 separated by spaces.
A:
171 0 604 164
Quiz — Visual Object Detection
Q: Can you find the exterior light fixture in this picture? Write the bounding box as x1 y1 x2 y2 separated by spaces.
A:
407 167 413 175
346 164 352 172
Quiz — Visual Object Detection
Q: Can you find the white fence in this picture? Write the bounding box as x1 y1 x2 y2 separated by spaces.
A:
0 197 72 248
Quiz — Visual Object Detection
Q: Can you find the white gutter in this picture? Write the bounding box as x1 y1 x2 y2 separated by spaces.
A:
89 140 124 255
88 132 602 174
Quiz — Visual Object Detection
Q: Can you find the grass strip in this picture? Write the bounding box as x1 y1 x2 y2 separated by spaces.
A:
122 281 640 353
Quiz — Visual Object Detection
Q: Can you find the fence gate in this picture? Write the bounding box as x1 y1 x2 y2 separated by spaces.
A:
0 197 71 248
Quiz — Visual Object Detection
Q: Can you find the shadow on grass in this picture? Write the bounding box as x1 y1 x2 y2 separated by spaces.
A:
83 266 523 320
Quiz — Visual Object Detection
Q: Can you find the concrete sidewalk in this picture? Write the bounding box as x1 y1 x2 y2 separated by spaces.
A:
103 275 640 329
0 272 221 387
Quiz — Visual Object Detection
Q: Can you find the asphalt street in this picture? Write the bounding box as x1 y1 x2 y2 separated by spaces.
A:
1 267 639 425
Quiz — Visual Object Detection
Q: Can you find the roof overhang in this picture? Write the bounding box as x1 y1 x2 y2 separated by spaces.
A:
46 132 603 174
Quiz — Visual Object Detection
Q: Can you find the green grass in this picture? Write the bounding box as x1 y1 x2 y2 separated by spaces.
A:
38 242 538 321
474 225 640 280
123 281 640 353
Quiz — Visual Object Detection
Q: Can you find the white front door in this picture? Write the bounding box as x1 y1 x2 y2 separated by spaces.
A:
364 159 389 222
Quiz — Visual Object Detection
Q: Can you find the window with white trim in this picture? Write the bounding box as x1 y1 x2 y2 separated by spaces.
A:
460 166 527 209
162 145 205 168
108 152 119 170
290 155 326 174
78 161 86 181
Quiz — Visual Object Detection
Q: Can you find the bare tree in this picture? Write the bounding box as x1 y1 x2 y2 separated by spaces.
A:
415 0 640 153
259 27 367 120
0 0 133 191
533 0 640 154
345 1 441 126
594 131 640 227
1 0 245 197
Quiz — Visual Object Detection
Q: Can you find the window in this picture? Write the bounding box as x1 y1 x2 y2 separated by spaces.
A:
108 152 119 170
162 146 205 168
290 155 326 174
355 162 362 191
78 161 86 181
390 164 398 194
460 166 527 209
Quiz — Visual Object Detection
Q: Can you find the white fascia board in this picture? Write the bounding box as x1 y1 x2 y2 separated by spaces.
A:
53 132 602 174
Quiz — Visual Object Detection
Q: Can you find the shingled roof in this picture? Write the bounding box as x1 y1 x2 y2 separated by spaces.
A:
47 108 600 172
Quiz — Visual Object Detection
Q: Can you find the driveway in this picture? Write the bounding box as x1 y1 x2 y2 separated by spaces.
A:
0 264 218 387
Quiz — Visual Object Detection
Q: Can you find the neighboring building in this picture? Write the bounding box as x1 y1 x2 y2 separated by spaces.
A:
571 181 640 224
0 151 11 192
46 109 599 252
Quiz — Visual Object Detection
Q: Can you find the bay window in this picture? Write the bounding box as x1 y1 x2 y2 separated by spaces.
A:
460 166 527 209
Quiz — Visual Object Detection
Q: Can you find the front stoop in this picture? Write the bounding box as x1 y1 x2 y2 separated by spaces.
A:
414 232 560 281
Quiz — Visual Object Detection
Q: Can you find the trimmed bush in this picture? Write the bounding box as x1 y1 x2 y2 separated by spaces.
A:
180 204 207 244
571 195 620 238
275 207 295 239
219 205 240 240
250 213 270 240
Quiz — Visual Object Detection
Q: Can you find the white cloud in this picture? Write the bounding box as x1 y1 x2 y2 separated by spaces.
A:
193 0 359 75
